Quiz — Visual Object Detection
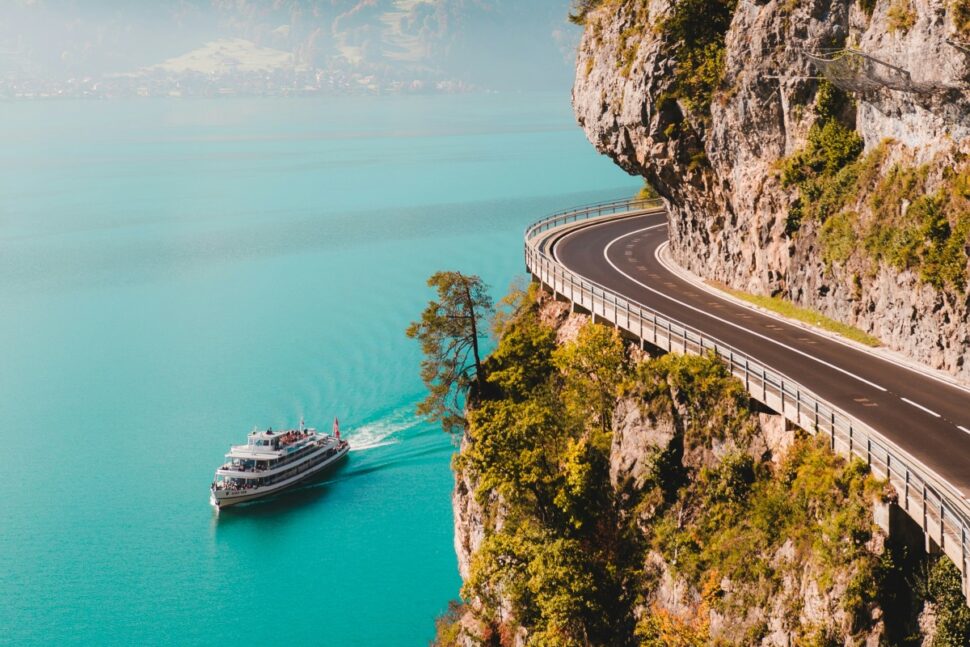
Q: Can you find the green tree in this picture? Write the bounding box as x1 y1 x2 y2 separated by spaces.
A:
552 321 628 429
918 556 970 646
526 536 601 645
484 314 557 401
663 0 739 119
462 397 564 516
407 271 494 434
553 431 613 531
467 524 607 646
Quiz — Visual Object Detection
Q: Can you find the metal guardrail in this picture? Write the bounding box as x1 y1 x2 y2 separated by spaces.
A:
525 198 970 593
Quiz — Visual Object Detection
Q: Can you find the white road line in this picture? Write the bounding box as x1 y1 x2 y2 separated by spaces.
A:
656 240 970 398
548 213 970 450
901 397 941 418
567 224 889 393
550 216 666 268
551 219 887 393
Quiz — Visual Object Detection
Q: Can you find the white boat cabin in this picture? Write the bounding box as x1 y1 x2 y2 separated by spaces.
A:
220 428 320 473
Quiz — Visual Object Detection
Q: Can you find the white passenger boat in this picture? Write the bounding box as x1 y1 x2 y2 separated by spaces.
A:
210 419 349 509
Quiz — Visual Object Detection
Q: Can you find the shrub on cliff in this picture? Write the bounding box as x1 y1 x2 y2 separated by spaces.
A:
888 0 918 33
952 0 970 36
568 0 606 25
917 556 970 646
865 178 970 293
438 287 969 645
781 82 864 236
625 352 758 453
661 0 738 120
651 437 887 623
781 82 970 293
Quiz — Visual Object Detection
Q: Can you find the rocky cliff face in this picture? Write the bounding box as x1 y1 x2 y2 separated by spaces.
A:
609 386 889 645
440 289 960 646
453 296 585 583
573 0 970 379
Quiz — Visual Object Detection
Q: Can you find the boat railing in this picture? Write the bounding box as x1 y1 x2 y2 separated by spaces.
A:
220 462 260 472
212 480 259 493
219 440 327 475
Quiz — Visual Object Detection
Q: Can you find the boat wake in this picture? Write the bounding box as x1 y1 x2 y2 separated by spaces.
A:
347 407 420 452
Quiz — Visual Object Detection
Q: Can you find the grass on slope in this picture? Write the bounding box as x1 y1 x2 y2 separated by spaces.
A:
708 281 882 347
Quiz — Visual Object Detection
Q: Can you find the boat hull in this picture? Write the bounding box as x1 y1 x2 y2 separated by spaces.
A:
211 443 349 509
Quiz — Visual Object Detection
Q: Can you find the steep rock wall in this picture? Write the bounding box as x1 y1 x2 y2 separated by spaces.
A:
573 0 970 379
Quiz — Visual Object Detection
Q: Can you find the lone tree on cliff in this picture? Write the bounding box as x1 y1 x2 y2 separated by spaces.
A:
568 0 601 24
407 271 494 434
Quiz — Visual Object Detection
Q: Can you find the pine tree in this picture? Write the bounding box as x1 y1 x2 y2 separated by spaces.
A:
407 271 493 434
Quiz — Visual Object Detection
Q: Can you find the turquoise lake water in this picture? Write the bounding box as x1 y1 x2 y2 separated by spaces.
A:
0 93 637 645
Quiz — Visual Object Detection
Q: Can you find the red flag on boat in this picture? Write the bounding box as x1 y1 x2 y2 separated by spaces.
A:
333 417 340 439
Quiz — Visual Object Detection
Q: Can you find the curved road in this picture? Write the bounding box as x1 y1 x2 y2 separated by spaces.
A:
551 211 970 496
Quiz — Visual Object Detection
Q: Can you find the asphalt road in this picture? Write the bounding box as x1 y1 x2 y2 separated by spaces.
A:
551 211 970 496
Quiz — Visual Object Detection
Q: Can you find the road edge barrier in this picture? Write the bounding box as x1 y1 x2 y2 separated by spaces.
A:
525 198 970 599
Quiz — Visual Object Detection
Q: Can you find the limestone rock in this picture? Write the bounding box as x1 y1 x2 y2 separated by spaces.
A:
610 396 677 493
452 433 485 581
573 0 970 381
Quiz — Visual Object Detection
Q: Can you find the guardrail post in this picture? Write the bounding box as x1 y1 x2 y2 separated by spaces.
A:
962 526 967 596
923 484 928 533
780 378 785 416
905 471 910 511
942 500 946 548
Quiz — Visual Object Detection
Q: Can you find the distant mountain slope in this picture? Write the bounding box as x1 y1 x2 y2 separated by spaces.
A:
151 38 296 75
0 0 578 91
